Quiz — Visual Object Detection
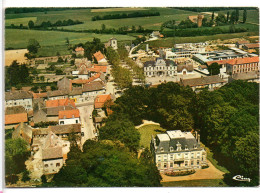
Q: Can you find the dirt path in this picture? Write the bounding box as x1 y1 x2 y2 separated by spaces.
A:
161 161 225 182
135 120 160 129
5 49 28 66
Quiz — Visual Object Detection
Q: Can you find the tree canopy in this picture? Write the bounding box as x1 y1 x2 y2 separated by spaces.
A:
51 140 161 187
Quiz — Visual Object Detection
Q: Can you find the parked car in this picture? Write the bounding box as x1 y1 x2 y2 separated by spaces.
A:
89 114 92 119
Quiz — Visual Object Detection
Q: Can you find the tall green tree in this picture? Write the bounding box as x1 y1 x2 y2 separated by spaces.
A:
208 62 221 75
28 20 34 29
243 9 247 23
27 39 40 54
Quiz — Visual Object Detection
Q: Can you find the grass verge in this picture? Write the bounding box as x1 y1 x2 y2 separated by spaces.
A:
162 179 228 187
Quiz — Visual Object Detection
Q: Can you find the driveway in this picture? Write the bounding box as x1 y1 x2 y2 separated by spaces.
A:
161 161 225 182
78 104 96 145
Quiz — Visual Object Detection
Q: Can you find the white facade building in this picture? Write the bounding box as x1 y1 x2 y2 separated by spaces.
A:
58 109 80 125
151 130 207 174
143 58 177 77
5 91 33 111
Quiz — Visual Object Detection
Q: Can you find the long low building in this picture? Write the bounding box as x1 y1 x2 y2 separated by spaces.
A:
179 75 226 91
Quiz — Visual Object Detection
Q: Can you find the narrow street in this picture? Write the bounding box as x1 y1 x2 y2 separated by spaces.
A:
78 104 96 145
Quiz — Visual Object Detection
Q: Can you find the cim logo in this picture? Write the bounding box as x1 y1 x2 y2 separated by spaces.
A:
233 175 251 182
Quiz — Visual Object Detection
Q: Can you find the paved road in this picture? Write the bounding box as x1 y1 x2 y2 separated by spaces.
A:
78 104 96 145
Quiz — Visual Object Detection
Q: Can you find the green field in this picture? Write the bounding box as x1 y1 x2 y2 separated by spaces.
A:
5 29 135 49
5 17 37 26
137 124 166 148
162 179 228 187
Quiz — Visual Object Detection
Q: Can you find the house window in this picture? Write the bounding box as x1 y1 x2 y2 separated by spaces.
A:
45 164 48 167
185 153 188 158
191 153 194 158
160 147 164 152
170 163 173 168
164 163 167 168
158 163 161 168
197 160 200 165
197 152 200 158
76 120 78 123
158 155 161 161
170 147 173 152
170 154 173 160
56 163 60 167
185 161 188 166
191 161 194 166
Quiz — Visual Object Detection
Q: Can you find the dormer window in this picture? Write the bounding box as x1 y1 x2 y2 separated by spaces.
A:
193 145 197 149
176 141 182 151
160 147 164 152
170 147 174 152
185 145 188 150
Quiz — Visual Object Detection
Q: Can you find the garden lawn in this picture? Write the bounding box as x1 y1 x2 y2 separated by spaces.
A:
162 179 228 187
137 124 166 148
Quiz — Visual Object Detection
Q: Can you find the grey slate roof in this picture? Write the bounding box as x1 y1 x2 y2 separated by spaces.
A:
154 131 201 154
144 61 156 68
5 90 33 100
181 75 226 87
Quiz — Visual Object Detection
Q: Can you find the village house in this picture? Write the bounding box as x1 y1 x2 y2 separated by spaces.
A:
150 31 164 38
93 51 108 65
144 58 177 77
32 124 82 143
58 109 80 125
242 43 260 50
104 38 118 50
29 131 70 177
236 40 250 48
5 113 28 128
226 56 259 75
94 94 112 110
12 122 33 145
5 90 33 111
151 130 207 174
179 75 226 91
5 106 26 115
74 47 85 56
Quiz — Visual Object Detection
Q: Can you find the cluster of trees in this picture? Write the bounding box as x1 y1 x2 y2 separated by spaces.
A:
92 11 160 21
5 7 83 14
207 62 221 75
5 60 31 89
105 80 258 186
162 25 247 38
24 39 41 59
5 138 31 184
47 139 161 187
176 7 256 12
195 81 259 186
27 19 83 30
73 38 105 62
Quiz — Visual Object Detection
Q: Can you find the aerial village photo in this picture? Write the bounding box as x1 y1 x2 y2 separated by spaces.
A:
3 6 259 188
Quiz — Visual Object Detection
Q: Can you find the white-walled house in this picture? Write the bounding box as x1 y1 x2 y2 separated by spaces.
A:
151 130 207 174
58 109 80 125
5 90 33 111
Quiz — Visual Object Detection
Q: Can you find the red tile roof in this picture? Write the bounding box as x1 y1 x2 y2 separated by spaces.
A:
244 43 260 49
58 109 80 119
75 47 84 52
207 57 259 66
226 56 259 65
5 113 28 125
86 73 101 83
70 79 89 84
46 98 76 108
94 94 111 109
86 65 107 73
93 51 105 62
